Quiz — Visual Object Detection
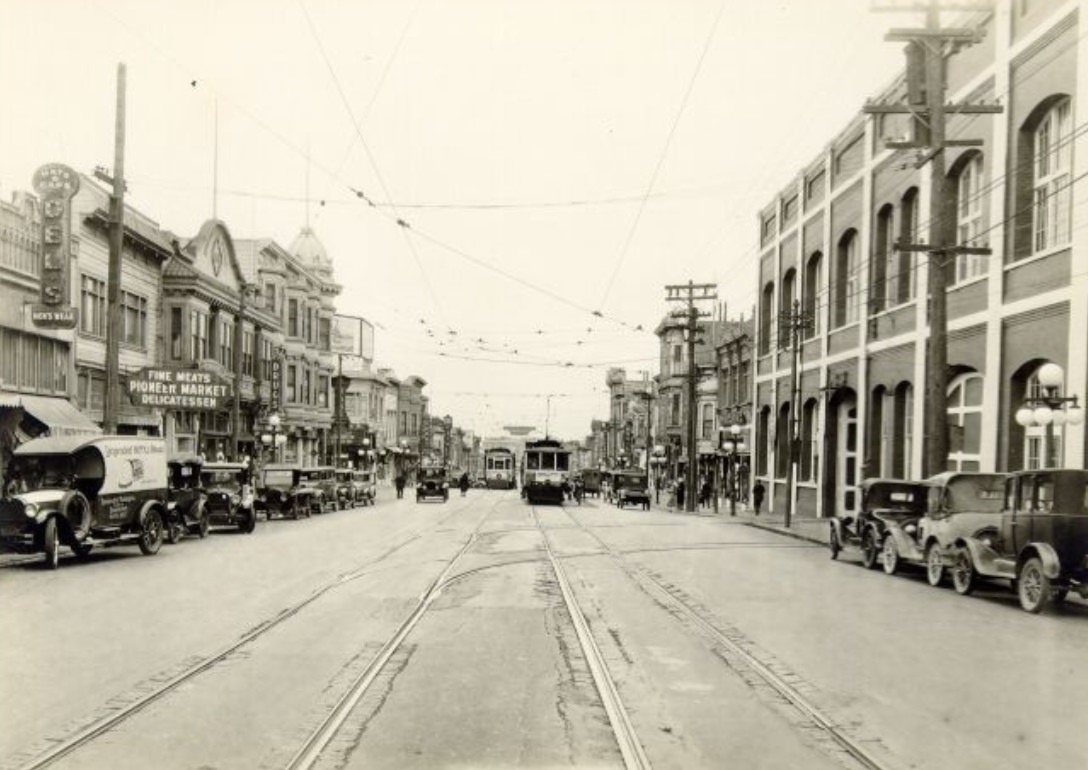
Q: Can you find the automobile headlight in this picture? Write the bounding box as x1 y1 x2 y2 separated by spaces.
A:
24 502 38 519
904 523 917 535
230 494 241 506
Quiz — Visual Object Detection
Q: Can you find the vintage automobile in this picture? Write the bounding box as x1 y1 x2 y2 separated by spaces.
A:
299 466 338 514
0 435 169 569
829 479 927 568
950 469 1088 613
613 470 651 510
580 469 603 498
335 468 358 509
880 471 1006 583
166 456 210 543
351 469 377 506
416 466 449 503
201 462 256 533
256 464 312 520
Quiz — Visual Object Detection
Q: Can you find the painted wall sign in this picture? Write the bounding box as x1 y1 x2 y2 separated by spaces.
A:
31 163 80 329
127 368 233 411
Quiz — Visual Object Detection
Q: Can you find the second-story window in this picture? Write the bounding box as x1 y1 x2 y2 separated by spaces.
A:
1033 99 1072 254
956 154 987 282
288 298 299 338
219 317 233 365
319 317 331 351
264 282 276 312
170 307 183 360
190 310 208 360
242 331 254 376
80 275 107 337
121 292 147 347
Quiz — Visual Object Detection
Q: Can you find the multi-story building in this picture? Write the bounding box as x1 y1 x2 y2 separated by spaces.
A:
715 317 754 495
753 0 1088 519
605 368 655 469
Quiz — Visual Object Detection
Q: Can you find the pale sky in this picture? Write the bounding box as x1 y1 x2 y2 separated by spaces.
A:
0 0 906 441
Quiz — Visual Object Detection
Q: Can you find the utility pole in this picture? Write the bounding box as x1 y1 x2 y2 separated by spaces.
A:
864 1 1000 477
666 281 717 512
100 64 127 434
779 299 813 528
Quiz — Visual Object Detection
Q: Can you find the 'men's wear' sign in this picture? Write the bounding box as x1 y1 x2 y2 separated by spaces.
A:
31 163 80 329
127 368 233 411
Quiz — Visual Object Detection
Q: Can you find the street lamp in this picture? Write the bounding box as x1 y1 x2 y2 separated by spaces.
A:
1014 362 1083 469
260 413 288 462
721 423 744 516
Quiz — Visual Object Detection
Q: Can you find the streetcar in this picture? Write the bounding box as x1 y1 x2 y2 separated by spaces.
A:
521 439 570 505
483 447 517 490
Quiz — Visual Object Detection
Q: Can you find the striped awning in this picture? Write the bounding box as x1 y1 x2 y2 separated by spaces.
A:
1 394 102 437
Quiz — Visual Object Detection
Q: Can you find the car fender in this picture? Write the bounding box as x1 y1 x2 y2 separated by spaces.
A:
1018 543 1062 579
138 499 166 527
883 523 924 559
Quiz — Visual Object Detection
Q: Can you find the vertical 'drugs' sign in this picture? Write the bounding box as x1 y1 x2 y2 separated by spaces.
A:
31 163 80 329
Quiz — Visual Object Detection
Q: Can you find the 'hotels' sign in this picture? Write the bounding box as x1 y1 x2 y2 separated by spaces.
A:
127 368 233 411
31 163 80 329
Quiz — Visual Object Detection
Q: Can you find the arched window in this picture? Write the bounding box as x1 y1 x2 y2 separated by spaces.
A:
800 398 819 482
759 281 775 356
892 382 913 479
897 189 919 303
872 205 893 313
1022 365 1063 469
776 402 791 478
834 230 859 328
780 269 796 347
869 385 887 477
756 405 771 476
803 252 822 339
955 153 987 282
1032 99 1072 253
947 372 984 471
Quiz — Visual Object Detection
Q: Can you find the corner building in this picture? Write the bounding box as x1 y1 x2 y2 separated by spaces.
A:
753 0 1088 519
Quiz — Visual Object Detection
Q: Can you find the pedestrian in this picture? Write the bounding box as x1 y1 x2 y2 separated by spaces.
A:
700 477 712 509
676 478 686 509
395 473 406 499
666 480 676 510
459 472 469 497
752 480 765 516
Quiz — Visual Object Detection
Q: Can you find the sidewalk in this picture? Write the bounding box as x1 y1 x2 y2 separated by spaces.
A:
636 494 830 547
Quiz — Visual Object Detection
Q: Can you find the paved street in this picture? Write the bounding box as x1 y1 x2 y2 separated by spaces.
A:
2 489 1086 770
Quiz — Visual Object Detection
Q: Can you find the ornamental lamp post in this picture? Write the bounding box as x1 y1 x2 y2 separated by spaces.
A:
1014 363 1084 469
260 413 288 463
723 423 742 516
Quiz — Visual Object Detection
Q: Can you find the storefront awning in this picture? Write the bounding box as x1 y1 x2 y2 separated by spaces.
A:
3 394 102 437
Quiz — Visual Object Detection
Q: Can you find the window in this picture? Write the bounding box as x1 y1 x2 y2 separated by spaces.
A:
834 231 859 327
287 364 297 403
319 317 331 351
218 317 233 365
893 383 914 479
756 406 771 476
120 292 147 347
318 375 329 408
760 282 775 355
873 205 893 312
170 307 183 360
242 331 254 376
897 189 919 302
800 398 819 482
264 283 276 312
80 275 106 336
803 253 822 338
671 344 683 375
701 403 715 440
670 393 681 426
301 368 311 405
1033 100 1072 253
956 155 987 282
288 298 299 338
776 403 791 478
947 372 984 471
779 269 796 347
261 339 273 379
190 309 208 361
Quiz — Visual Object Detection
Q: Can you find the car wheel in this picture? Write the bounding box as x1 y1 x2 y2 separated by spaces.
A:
925 543 944 587
138 508 164 556
951 549 977 596
829 528 841 560
860 530 879 570
1018 557 1051 613
196 510 210 539
882 536 900 576
42 517 60 570
166 521 185 545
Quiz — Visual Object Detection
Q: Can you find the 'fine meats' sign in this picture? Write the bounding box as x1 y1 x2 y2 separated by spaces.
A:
127 368 233 411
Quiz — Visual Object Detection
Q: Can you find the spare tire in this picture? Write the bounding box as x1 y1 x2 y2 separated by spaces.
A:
59 490 91 542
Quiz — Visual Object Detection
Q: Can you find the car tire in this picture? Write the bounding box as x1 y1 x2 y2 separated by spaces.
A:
951 549 976 596
1018 557 1051 614
138 508 164 556
925 543 944 587
861 529 879 570
196 507 210 539
166 521 185 545
43 517 60 570
829 528 841 560
882 536 900 576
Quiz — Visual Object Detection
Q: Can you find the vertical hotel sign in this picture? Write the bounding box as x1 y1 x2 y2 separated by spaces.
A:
31 164 80 329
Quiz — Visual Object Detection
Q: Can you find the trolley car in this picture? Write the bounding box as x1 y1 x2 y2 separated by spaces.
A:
521 439 570 505
483 447 517 490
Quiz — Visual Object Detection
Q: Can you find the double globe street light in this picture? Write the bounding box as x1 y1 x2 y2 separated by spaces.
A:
721 423 747 516
1014 362 1084 469
260 413 288 461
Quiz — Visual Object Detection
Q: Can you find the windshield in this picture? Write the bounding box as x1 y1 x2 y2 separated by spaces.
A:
8 455 75 492
944 475 1006 513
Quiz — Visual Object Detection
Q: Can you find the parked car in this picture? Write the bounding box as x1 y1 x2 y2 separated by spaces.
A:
201 461 256 533
299 466 338 514
880 471 1006 583
417 466 449 502
256 464 312 520
0 435 169 568
166 456 210 543
352 469 377 506
951 469 1088 612
335 468 358 509
613 470 651 510
829 478 927 568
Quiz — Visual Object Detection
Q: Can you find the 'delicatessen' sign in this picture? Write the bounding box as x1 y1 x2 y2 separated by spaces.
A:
127 368 233 411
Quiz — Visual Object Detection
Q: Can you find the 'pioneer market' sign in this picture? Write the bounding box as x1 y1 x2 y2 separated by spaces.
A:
127 368 233 411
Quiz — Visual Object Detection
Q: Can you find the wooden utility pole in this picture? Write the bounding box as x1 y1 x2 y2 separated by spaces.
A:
778 299 813 528
864 2 999 477
100 63 127 434
666 281 717 512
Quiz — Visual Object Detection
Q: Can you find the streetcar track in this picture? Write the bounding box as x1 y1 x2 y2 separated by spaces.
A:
555 505 899 770
7 500 482 770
